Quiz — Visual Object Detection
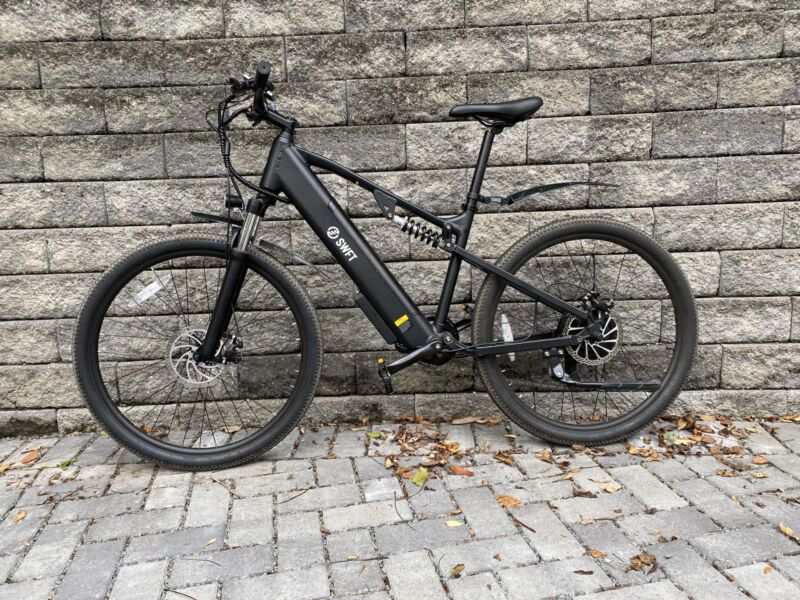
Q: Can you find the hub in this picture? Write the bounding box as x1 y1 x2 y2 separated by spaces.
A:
562 312 621 366
168 327 224 385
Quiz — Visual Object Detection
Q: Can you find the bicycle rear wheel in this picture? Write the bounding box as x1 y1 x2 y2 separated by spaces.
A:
474 218 697 445
73 236 322 470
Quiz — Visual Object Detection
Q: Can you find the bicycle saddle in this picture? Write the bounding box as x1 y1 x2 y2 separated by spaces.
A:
449 96 543 125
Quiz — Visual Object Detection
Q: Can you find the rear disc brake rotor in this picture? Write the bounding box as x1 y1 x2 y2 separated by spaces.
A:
562 312 622 366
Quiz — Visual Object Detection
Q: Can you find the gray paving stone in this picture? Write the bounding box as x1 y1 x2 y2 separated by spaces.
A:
56 539 125 600
431 534 537 578
144 484 189 510
618 506 720 545
500 556 613 600
294 427 335 458
109 560 168 600
574 520 663 586
448 572 509 600
726 562 800 600
0 555 18 583
354 457 391 481
332 429 368 457
407 478 457 518
374 517 471 554
227 495 274 547
769 453 800 479
315 458 357 486
11 520 85 581
277 482 361 513
235 466 315 497
383 550 448 600
277 511 324 571
735 421 787 455
494 478 575 504
580 581 689 599
165 583 217 600
108 463 155 494
443 462 524 490
610 465 688 510
169 545 274 588
510 503 583 560
671 478 762 529
323 499 412 532
327 528 377 562
550 490 645 523
689 525 799 568
185 482 230 528
51 491 144 523
774 554 800 583
331 559 385 596
124 525 225 563
363 477 402 503
453 487 516 539
222 565 330 600
0 578 57 600
644 458 702 482
85 507 183 542
648 541 749 600
0 503 51 554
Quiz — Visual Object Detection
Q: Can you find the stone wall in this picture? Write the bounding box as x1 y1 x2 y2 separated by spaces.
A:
1 0 799 435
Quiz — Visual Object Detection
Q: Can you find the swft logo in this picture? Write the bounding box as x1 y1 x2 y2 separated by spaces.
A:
326 226 358 262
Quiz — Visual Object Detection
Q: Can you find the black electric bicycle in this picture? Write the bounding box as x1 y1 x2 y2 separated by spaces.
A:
74 61 697 470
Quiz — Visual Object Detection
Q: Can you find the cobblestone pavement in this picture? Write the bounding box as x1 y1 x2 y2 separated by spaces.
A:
1 418 800 600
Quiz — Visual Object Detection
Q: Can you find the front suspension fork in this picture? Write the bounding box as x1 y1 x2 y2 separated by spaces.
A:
195 211 261 362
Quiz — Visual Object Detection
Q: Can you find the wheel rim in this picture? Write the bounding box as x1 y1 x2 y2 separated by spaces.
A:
481 229 691 430
87 243 308 452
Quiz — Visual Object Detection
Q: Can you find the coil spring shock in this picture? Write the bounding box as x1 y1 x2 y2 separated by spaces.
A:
396 216 441 248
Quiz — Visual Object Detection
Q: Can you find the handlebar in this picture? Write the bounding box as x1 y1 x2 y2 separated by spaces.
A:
252 60 271 114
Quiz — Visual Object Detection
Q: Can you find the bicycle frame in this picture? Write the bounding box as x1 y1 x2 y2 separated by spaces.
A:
197 121 592 368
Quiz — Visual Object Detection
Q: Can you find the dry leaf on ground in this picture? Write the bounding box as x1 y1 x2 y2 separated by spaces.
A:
779 523 799 542
629 553 657 573
11 511 26 524
446 520 465 527
448 464 474 477
450 563 465 578
496 495 521 508
589 549 607 559
752 455 770 465
20 449 40 464
411 467 428 487
764 565 774 574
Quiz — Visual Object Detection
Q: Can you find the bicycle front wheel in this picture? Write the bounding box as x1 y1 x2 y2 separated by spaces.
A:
474 218 697 445
73 236 322 470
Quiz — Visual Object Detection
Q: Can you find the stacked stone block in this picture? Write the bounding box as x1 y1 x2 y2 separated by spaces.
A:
1 1 799 434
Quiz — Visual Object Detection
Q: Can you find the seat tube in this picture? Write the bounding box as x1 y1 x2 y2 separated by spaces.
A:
434 125 498 330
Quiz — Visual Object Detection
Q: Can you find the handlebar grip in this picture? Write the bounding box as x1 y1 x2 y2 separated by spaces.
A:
252 60 271 113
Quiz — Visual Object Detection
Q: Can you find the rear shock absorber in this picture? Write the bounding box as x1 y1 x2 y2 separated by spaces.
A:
392 215 442 248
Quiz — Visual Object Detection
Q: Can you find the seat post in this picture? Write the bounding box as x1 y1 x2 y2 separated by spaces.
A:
466 124 502 208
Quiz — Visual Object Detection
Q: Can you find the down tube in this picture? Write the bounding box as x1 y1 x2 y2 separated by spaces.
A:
277 145 437 350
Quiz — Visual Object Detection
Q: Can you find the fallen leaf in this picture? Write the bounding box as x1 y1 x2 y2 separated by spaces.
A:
347 555 359 560
764 565 774 574
411 467 429 487
0 463 13 475
493 553 502 561
446 520 465 527
494 451 516 466
448 509 463 516
448 464 474 477
535 449 553 463
589 549 607 559
450 563 465 578
779 523 799 542
563 467 582 481
366 432 382 439
202 538 217 548
598 481 622 493
451 416 479 425
11 511 26 524
496 495 521 508
20 449 40 464
752 456 770 465
715 469 736 478
580 517 596 525
629 553 657 573
384 456 395 469
699 415 716 421
752 471 769 479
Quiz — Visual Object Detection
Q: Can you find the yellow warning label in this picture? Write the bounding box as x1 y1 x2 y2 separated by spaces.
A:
394 314 409 327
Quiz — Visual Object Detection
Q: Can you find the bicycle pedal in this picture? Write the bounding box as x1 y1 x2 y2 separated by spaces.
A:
377 358 394 394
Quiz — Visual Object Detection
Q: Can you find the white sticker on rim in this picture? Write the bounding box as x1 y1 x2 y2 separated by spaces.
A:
500 313 515 362
128 273 171 307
